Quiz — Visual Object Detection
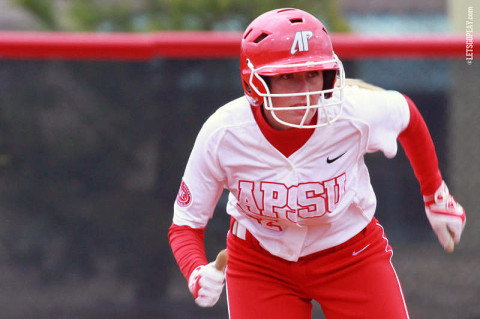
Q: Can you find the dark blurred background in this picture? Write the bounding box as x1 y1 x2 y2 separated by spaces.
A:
0 0 479 318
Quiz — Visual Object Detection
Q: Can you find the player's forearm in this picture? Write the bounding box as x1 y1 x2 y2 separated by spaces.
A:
168 223 208 281
398 95 443 195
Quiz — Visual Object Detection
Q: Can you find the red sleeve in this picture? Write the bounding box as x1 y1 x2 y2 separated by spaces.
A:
398 95 443 195
168 223 208 281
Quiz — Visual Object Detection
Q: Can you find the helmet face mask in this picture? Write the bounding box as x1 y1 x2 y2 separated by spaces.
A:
246 56 345 129
240 8 346 129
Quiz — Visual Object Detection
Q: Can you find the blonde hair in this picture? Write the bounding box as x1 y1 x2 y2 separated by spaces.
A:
344 78 385 91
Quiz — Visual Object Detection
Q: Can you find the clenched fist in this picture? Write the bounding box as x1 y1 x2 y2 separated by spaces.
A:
188 250 228 307
424 181 466 253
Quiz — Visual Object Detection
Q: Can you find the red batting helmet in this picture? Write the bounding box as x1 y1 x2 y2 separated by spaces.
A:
240 8 345 128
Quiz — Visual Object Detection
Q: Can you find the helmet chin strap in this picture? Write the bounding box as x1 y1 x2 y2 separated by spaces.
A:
265 89 333 129
265 93 341 129
298 93 312 127
267 99 317 129
319 95 333 125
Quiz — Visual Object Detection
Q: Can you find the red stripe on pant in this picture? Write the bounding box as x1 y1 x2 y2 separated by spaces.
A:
225 217 410 319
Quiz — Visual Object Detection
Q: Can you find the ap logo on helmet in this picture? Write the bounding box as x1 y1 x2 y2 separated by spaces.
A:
291 31 313 54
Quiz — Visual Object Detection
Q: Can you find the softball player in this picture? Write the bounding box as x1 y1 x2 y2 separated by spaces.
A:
168 8 466 319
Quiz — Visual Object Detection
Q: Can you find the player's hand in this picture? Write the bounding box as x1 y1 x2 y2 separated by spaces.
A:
188 250 228 307
424 181 466 253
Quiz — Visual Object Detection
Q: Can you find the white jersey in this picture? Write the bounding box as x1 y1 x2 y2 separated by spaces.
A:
173 85 410 261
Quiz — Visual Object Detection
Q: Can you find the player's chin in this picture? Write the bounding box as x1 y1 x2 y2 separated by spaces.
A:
284 109 316 125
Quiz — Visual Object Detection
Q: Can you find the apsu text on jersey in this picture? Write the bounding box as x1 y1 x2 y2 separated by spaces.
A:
236 173 346 229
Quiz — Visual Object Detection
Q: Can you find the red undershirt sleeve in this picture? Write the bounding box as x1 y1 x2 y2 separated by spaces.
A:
397 95 443 196
168 223 208 281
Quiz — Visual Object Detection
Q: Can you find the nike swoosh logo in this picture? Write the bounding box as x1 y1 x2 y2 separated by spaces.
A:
352 244 370 256
326 152 346 164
